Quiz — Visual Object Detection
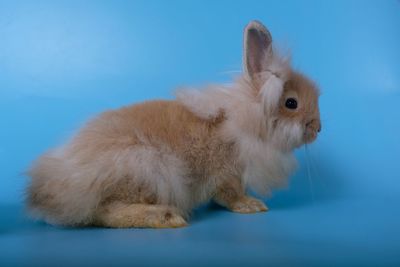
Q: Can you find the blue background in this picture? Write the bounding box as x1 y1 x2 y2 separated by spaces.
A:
1 0 400 266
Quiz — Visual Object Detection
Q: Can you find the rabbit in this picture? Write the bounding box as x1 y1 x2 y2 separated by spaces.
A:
26 20 321 228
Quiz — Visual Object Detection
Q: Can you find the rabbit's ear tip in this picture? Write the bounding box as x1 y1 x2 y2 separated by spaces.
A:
243 20 273 78
246 20 263 27
245 20 268 32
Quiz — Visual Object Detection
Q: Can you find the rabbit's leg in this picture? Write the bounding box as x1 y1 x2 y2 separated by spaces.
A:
213 178 268 213
93 201 187 228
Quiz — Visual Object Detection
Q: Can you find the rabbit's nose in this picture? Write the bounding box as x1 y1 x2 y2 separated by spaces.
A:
306 119 321 132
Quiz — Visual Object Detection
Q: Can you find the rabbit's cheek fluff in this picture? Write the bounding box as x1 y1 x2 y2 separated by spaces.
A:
270 120 304 151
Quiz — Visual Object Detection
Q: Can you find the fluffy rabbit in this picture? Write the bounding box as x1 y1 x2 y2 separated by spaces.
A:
26 21 321 228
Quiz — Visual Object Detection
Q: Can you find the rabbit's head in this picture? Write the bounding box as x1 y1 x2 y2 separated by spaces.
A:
243 21 321 151
177 21 320 153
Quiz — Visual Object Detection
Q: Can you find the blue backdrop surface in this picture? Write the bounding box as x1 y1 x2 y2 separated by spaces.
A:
1 0 400 266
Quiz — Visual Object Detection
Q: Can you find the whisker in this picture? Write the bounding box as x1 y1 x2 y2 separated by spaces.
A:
308 148 321 183
305 143 324 192
304 144 315 203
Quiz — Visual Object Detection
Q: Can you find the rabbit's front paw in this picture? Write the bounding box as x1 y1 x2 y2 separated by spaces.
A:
229 196 268 213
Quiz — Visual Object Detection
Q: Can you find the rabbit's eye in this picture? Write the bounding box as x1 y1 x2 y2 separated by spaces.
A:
285 98 298 109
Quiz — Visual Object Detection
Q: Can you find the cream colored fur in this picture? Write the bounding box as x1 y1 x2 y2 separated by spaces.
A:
26 20 320 228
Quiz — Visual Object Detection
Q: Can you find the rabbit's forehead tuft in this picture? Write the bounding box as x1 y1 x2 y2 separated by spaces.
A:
284 72 319 106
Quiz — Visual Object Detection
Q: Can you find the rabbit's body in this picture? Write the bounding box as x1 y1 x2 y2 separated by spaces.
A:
27 21 321 228
28 100 235 225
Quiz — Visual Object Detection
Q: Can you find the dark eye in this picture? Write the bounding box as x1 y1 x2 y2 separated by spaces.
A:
285 98 298 109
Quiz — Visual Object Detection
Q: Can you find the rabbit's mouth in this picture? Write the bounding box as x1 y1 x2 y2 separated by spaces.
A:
304 121 321 144
304 129 318 144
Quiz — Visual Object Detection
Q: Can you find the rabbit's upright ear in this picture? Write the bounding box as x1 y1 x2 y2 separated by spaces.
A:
243 21 273 80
